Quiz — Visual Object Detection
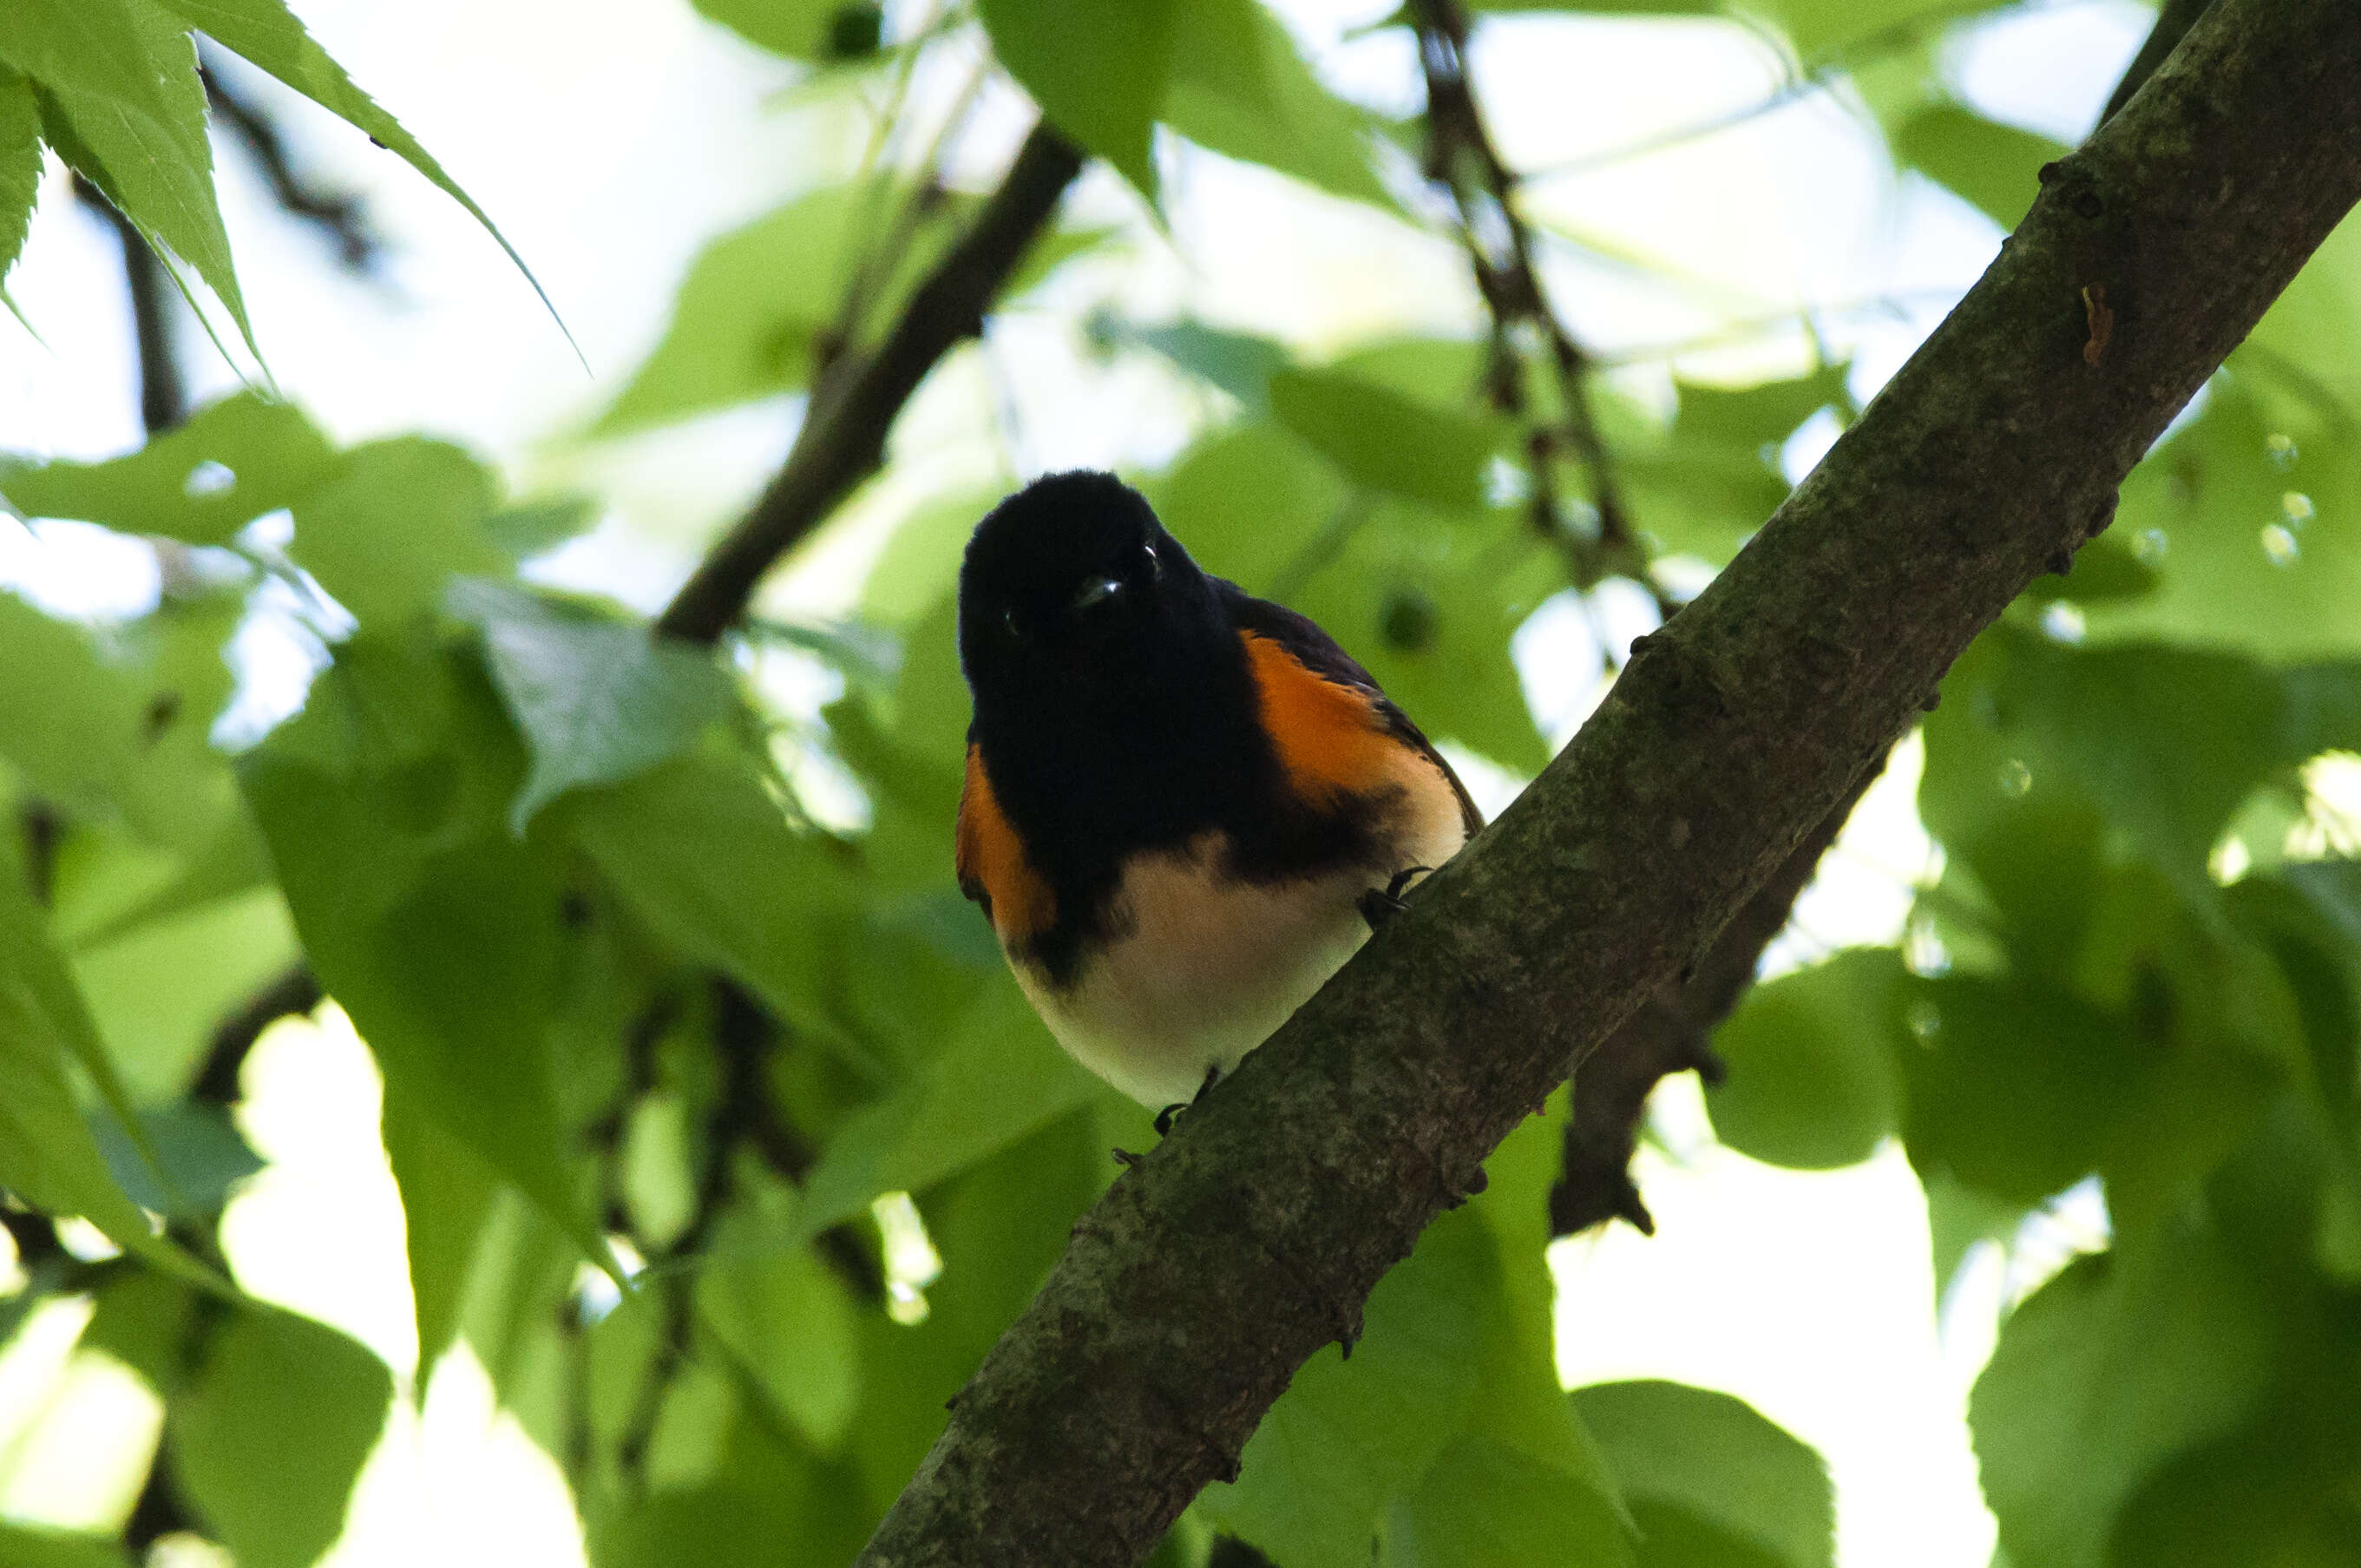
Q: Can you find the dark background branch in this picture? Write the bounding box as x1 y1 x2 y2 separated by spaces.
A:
201 54 381 272
851 1 2361 1560
655 122 1085 645
2101 0 2209 125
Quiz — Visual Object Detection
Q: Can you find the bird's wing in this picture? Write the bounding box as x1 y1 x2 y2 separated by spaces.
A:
1214 579 1485 837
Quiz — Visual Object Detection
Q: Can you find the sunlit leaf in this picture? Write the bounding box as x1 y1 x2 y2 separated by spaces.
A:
1707 948 1905 1171
3 0 257 355
1164 0 1396 212
977 0 1174 201
446 579 738 833
1574 1381 1834 1568
1971 1208 2276 1568
692 0 882 62
288 437 506 627
172 1305 395 1568
1892 102 2068 230
1270 364 1506 512
1387 1434 1635 1568
154 0 571 342
0 66 39 288
0 391 338 545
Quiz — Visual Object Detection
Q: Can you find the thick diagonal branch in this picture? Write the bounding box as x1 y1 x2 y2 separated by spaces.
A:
854 2 2361 1562
656 123 1084 645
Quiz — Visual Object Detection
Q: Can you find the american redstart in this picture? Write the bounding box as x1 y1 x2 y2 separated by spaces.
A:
955 471 1481 1121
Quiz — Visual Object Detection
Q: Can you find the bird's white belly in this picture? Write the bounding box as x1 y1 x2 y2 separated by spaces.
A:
1011 834 1380 1108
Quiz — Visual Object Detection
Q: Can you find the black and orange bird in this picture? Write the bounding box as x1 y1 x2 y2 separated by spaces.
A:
954 470 1482 1120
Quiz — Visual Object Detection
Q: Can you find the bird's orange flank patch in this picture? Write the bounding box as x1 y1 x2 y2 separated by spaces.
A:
958 744 1055 945
1240 632 1396 804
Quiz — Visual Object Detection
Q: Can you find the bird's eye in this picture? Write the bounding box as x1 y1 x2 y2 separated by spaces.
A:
1071 575 1125 611
1001 607 1027 642
1143 541 1162 580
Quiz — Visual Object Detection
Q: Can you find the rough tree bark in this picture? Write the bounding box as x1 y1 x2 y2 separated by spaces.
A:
853 1 2361 1562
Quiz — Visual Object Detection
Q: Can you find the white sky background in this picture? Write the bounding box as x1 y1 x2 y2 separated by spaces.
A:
0 0 2156 1563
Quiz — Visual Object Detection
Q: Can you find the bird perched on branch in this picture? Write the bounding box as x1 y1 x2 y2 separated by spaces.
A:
955 471 1481 1124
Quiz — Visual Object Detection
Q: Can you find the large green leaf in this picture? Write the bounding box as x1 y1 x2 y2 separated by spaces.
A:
0 1525 132 1568
239 637 607 1269
1163 0 1395 212
70 883 297 1099
696 1191 862 1451
1202 1207 1493 1568
3 0 256 354
574 751 864 1046
791 979 1100 1238
1891 102 2069 231
152 0 568 338
171 1305 395 1568
1387 1434 1636 1568
1706 948 1906 1170
1574 1381 1834 1568
2088 379 2361 659
0 391 339 545
1269 364 1506 513
1971 1209 2276 1568
378 1074 498 1388
691 0 880 61
287 438 506 627
446 580 738 833
976 0 1175 201
0 65 38 288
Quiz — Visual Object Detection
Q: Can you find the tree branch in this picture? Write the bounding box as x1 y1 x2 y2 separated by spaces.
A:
654 123 1085 646
1411 0 1638 584
1550 749 1886 1236
70 176 186 436
853 1 2361 1560
200 55 380 272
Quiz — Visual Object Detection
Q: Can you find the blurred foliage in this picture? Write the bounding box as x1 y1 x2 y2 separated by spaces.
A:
2 0 2359 1565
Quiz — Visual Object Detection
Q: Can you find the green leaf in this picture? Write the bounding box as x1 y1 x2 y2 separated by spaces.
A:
1971 1208 2276 1568
2020 535 2157 606
1163 0 1396 212
0 1524 132 1568
0 391 338 545
1707 948 1906 1170
849 1109 1105 1502
574 751 863 1045
697 1194 861 1451
1097 314 1293 415
172 1305 395 1568
71 883 298 1100
976 0 1175 201
1270 364 1506 512
1892 102 2069 230
4 0 257 356
1899 974 2148 1207
379 1075 498 1388
1202 1207 1492 1568
2089 378 2361 659
288 437 506 627
445 580 738 833
151 0 572 346
239 637 608 1270
0 590 152 827
0 823 175 1218
93 1101 262 1216
1387 1434 1636 1568
1574 1381 1834 1568
692 0 873 60
591 187 843 436
792 979 1100 1238
0 65 39 288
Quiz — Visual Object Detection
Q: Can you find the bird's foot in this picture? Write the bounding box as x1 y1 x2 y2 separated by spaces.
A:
1152 1064 1224 1137
1359 865 1434 930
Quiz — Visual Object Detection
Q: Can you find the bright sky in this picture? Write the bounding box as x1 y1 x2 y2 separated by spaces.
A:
0 0 2154 1563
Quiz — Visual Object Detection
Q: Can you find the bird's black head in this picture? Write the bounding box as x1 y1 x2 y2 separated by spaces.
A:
957 471 1226 718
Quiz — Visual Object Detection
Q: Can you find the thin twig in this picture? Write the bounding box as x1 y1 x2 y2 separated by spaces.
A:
200 54 380 271
1410 0 1643 594
70 176 185 434
656 122 1085 645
